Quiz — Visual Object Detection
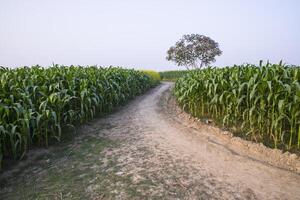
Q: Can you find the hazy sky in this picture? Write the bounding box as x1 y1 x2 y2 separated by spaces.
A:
0 0 299 70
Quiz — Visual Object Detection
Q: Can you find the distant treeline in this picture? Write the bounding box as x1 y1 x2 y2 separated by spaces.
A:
159 70 189 81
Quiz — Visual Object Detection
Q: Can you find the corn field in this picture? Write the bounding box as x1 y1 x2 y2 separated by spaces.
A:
159 70 188 81
0 65 157 169
174 62 300 151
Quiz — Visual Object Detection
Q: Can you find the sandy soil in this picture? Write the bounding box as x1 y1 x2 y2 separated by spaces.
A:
1 82 300 200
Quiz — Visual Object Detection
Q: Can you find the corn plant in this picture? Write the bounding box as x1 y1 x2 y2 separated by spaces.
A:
0 65 157 169
174 62 300 151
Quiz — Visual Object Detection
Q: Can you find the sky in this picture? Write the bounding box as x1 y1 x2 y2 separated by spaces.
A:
0 0 299 71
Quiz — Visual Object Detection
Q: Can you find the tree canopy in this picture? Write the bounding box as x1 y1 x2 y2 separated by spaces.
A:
166 34 222 69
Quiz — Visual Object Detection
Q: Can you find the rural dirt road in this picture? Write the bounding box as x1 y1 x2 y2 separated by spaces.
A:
1 82 300 200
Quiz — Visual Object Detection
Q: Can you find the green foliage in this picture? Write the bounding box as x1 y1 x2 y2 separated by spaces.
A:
166 34 222 69
159 70 189 81
0 65 156 169
141 70 161 85
174 62 300 151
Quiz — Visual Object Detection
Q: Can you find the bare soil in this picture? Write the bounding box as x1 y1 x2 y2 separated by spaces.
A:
1 82 300 200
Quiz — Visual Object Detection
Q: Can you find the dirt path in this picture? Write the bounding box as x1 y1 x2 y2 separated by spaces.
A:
1 82 300 200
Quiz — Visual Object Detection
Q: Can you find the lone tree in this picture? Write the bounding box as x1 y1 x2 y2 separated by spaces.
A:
166 34 222 69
